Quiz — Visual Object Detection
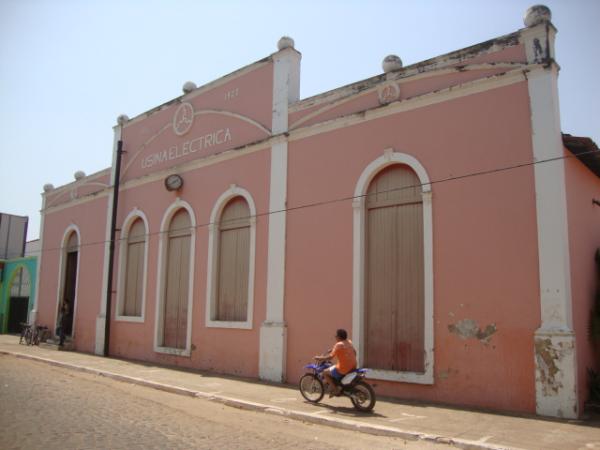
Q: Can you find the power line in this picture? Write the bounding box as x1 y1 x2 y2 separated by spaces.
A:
23 147 599 257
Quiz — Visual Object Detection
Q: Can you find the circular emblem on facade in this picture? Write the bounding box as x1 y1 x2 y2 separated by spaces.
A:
173 102 194 136
377 82 400 105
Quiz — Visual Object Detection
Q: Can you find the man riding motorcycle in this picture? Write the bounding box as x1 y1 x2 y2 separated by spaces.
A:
314 328 357 396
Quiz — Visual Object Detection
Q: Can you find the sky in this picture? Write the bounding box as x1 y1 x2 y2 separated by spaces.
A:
1 0 598 241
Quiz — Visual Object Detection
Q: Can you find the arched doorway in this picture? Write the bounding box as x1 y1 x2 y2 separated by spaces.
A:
57 230 79 339
7 266 31 333
364 164 425 372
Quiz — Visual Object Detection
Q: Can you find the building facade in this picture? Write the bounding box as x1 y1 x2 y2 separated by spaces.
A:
0 215 37 334
33 6 600 419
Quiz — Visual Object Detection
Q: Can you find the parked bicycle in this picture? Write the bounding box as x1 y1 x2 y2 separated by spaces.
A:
19 323 50 346
19 322 33 345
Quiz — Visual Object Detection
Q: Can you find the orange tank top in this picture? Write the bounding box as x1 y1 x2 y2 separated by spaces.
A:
331 340 357 374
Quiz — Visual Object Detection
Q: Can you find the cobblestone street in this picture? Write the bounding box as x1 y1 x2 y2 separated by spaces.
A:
0 355 447 449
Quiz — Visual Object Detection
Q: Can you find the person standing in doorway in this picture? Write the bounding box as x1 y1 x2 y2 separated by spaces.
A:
58 302 70 347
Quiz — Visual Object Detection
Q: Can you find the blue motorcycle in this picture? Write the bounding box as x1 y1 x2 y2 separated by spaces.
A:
299 360 376 411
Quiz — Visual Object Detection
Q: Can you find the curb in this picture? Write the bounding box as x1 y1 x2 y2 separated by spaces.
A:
1 350 517 450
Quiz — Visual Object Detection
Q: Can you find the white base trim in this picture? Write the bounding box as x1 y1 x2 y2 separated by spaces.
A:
259 322 287 382
154 346 191 357
95 315 106 355
534 329 578 419
368 369 433 385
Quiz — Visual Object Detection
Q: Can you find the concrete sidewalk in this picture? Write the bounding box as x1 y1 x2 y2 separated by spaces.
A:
0 335 597 450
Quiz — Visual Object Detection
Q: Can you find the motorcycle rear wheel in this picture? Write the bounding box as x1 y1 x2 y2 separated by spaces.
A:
350 380 376 412
299 374 324 403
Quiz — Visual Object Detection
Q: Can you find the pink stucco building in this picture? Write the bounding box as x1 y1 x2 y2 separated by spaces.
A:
33 6 599 419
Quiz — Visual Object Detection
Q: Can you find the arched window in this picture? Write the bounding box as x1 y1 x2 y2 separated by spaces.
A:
206 186 256 329
215 197 251 321
162 209 192 350
121 218 146 318
364 165 424 372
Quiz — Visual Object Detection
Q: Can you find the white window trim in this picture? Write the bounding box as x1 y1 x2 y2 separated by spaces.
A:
115 208 149 323
352 148 434 384
205 184 256 329
153 198 196 357
54 224 81 339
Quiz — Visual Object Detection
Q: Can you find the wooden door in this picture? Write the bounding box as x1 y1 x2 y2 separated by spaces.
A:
123 219 145 316
365 165 424 372
216 197 250 321
163 210 191 349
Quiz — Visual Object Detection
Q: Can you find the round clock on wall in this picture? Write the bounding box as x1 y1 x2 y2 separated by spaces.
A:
165 174 183 191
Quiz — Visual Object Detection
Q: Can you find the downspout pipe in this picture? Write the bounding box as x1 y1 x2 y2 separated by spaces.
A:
103 139 123 357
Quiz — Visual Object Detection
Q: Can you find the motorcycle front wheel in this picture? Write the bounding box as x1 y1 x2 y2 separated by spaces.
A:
299 374 324 403
350 380 376 412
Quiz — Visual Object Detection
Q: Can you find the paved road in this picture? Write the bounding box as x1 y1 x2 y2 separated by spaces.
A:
0 355 450 449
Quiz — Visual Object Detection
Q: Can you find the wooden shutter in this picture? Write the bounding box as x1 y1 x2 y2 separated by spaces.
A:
123 219 145 316
216 197 250 321
163 210 191 349
365 165 425 372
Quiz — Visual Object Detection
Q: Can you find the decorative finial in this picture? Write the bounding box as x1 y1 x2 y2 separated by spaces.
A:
182 81 197 94
43 183 54 192
382 55 403 73
74 170 86 181
277 36 295 51
524 5 551 27
117 114 129 126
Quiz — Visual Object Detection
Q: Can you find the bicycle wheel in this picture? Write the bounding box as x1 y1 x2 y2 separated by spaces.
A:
19 324 28 345
349 380 376 412
299 374 324 403
24 327 33 346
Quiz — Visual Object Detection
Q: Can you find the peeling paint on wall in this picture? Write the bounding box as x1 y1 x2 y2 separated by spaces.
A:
448 319 497 343
534 337 575 397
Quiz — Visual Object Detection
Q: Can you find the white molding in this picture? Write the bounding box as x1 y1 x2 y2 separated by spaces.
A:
289 63 526 129
44 190 111 215
271 48 300 134
29 194 47 325
528 64 577 418
115 208 149 323
290 68 529 143
54 224 82 340
520 23 556 65
121 61 271 128
264 141 288 324
153 198 196 357
119 139 274 193
529 66 573 332
205 186 257 330
259 49 299 382
42 168 111 202
121 108 271 179
352 150 434 385
42 68 531 218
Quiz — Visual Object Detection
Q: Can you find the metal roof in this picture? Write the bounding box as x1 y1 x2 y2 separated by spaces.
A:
563 133 600 178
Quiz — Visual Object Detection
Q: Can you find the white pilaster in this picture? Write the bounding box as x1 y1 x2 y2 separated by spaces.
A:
526 24 578 417
95 125 122 355
259 46 300 382
29 195 47 325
